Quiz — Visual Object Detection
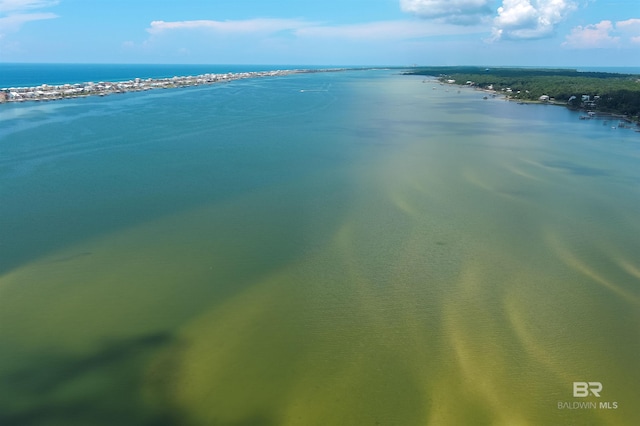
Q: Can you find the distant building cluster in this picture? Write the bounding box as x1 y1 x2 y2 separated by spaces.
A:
0 69 343 103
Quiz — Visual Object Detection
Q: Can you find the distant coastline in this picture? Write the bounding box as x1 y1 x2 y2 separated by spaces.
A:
0 67 352 104
405 66 640 124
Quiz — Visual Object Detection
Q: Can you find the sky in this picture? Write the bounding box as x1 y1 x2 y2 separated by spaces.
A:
0 0 638 66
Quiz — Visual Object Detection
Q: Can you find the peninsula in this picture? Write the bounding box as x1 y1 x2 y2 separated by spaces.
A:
405 67 640 123
0 68 348 104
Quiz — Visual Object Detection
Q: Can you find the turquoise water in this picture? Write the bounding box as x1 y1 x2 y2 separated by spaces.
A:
1 69 639 425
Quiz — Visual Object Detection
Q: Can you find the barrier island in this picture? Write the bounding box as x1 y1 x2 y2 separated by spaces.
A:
0 68 350 104
405 66 640 123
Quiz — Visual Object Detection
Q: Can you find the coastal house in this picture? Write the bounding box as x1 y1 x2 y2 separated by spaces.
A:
539 95 550 102
1 69 303 103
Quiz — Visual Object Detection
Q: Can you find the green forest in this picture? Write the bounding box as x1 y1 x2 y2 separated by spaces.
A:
405 67 640 121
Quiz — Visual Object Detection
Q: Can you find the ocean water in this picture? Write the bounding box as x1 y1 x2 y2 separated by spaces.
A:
1 68 639 425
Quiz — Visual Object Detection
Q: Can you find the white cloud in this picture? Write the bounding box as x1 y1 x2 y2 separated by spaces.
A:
563 18 640 48
296 20 485 40
135 16 490 63
563 20 618 48
492 0 578 40
0 11 56 31
146 18 312 36
0 0 57 13
616 18 640 36
0 0 58 36
145 17 486 43
399 0 494 24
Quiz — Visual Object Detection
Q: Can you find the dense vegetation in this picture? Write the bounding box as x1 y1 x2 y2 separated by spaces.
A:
405 67 640 120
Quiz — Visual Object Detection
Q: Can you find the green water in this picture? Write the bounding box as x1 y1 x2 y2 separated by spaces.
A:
1 70 639 425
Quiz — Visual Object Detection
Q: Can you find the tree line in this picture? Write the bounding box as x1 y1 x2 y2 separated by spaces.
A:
405 67 640 120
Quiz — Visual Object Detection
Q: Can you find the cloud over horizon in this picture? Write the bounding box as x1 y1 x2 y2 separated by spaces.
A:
147 18 312 36
399 0 494 24
491 0 578 40
296 20 485 40
398 0 584 43
563 18 640 48
147 17 487 42
0 0 57 13
0 0 58 37
125 2 636 65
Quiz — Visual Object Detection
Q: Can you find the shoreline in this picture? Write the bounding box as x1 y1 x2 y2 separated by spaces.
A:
505 95 639 125
443 81 640 127
0 68 351 104
409 67 640 125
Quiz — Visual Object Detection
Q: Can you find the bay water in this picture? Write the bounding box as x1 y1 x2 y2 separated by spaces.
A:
1 68 639 425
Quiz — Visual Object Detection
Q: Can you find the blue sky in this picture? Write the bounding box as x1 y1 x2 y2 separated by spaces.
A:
0 0 638 66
